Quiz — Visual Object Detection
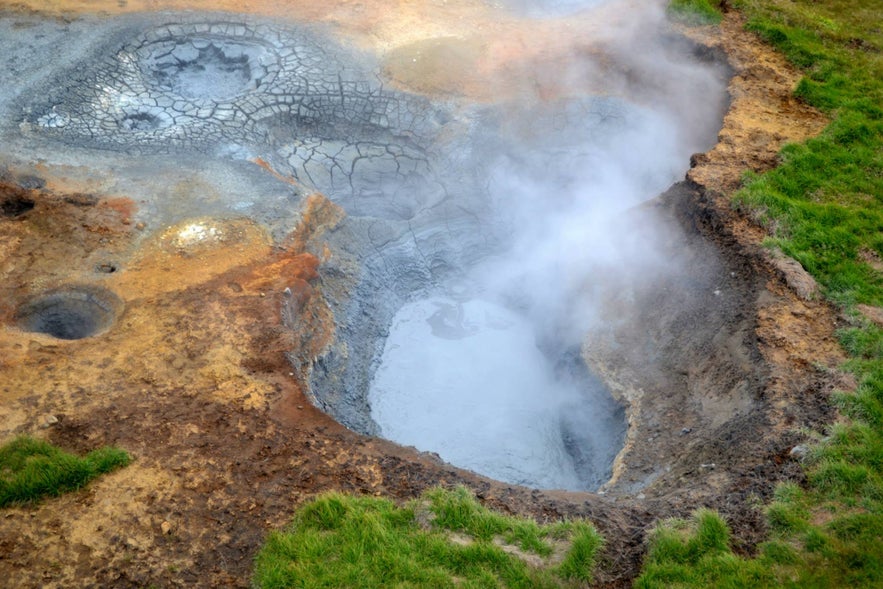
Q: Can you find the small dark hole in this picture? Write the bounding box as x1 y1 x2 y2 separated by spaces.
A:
1 196 35 217
96 263 118 274
121 111 161 131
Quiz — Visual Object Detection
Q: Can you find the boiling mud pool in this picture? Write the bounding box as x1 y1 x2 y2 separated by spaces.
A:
369 297 622 490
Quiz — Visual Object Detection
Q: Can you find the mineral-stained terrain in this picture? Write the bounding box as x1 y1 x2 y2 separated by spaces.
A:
0 1 849 587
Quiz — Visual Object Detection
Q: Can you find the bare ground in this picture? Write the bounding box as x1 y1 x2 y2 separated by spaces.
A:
0 8 852 589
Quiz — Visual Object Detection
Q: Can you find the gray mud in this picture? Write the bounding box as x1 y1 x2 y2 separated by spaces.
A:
0 8 737 492
1 11 458 234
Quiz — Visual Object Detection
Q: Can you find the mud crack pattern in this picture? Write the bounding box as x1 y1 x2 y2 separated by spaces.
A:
24 20 444 208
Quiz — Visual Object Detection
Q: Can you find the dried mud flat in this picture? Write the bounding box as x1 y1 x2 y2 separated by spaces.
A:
0 5 850 589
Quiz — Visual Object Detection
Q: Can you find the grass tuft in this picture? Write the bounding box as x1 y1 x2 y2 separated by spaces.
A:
253 486 602 589
0 435 131 507
557 521 603 582
636 510 777 588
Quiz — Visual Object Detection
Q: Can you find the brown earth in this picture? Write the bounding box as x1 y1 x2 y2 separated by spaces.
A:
0 6 850 589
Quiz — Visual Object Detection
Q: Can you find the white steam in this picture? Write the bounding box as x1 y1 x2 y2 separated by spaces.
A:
369 0 728 490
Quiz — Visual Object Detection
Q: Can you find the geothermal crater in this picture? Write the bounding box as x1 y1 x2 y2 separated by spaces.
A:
0 3 842 588
11 10 728 492
24 14 725 491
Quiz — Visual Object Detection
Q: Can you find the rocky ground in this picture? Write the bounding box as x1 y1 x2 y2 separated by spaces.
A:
0 3 851 587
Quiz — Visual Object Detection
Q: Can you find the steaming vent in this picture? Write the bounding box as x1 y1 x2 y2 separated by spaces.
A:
368 297 626 490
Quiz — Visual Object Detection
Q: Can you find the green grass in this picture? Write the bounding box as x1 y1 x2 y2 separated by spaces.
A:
637 509 778 588
638 0 883 586
668 0 724 25
0 436 131 507
732 0 883 308
253 486 602 589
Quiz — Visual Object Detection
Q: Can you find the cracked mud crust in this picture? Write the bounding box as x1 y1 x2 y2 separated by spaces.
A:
0 7 849 589
15 16 444 219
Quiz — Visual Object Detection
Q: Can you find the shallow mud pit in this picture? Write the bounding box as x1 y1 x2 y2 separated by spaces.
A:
0 2 848 587
16 285 123 340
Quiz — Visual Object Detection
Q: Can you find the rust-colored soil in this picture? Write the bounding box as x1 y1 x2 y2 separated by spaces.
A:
684 13 845 431
0 8 848 589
